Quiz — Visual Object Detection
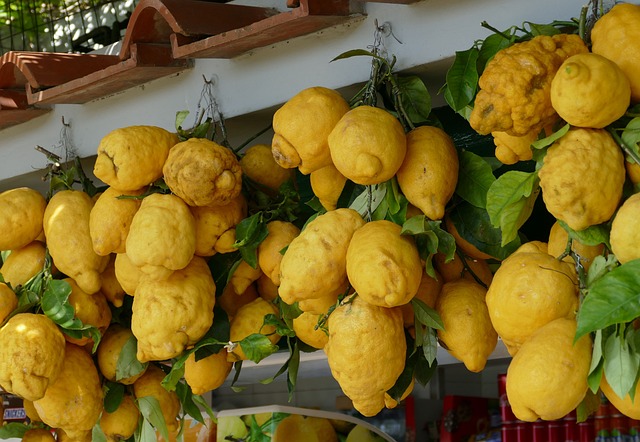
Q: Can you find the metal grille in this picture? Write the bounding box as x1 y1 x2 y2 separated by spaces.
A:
0 0 138 55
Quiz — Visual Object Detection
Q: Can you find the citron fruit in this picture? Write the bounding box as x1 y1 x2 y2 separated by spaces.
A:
227 297 280 362
0 241 46 288
99 393 140 442
191 192 247 257
240 143 293 193
22 429 56 442
133 364 180 432
217 281 259 319
126 193 196 280
506 318 591 421
591 3 640 102
132 256 215 362
297 282 349 315
292 311 329 349
163 138 242 207
0 313 65 401
272 86 350 174
273 415 337 442
56 428 91 442
547 220 604 271
396 125 459 220
256 273 279 302
23 399 41 423
97 324 147 385
279 208 365 307
610 192 640 264
64 278 112 346
539 128 625 231
492 129 537 165
258 220 300 286
0 282 17 323
627 160 640 185
44 189 109 294
325 295 406 417
550 52 630 128
0 187 46 251
328 105 406 185
486 242 578 355
100 255 127 307
184 350 232 395
600 372 640 420
436 279 497 372
114 252 143 296
33 343 103 439
230 259 262 295
310 164 347 211
89 186 144 256
94 125 177 191
346 220 422 308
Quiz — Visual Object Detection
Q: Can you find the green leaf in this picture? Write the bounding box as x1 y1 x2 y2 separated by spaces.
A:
576 389 601 423
622 117 640 160
40 278 74 325
422 327 439 365
116 335 148 382
394 75 432 125
444 48 480 113
233 213 263 249
138 396 170 442
176 382 205 425
412 298 444 331
0 422 30 439
576 260 640 340
287 340 300 401
477 33 512 72
558 220 611 249
455 151 496 208
587 255 619 287
588 329 604 394
531 123 569 150
414 354 438 387
603 331 640 400
486 170 540 246
239 334 279 363
192 394 216 423
104 381 125 413
526 22 564 36
137 412 159 442
175 110 190 130
349 185 386 218
402 215 456 264
330 48 388 63
92 422 109 442
162 363 186 392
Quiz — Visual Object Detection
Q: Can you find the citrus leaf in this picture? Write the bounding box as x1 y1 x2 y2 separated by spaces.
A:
444 48 479 112
587 255 619 287
558 220 611 249
349 184 386 218
412 298 444 331
576 389 601 424
137 410 159 442
621 117 640 160
239 333 279 363
587 329 604 394
40 278 74 325
422 327 439 365
161 363 185 392
486 170 540 246
414 354 438 387
192 394 216 423
402 215 456 263
92 422 109 442
0 423 30 439
116 335 148 382
287 340 300 401
576 260 640 340
330 48 387 63
477 33 512 72
455 151 496 208
176 381 205 425
394 75 431 125
138 396 170 442
531 123 569 151
103 380 125 413
233 213 263 248
175 110 190 130
603 331 640 400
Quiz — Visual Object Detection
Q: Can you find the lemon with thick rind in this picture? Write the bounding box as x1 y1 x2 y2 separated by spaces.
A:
133 364 180 432
610 192 640 264
257 220 300 287
240 143 293 193
97 324 147 385
99 393 140 442
0 187 46 251
0 240 46 288
0 282 18 324
227 297 280 362
310 164 347 211
184 349 232 395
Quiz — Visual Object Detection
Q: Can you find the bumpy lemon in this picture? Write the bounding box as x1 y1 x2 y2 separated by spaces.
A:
22 399 41 422
0 187 46 251
114 252 143 296
0 283 18 323
97 324 147 385
94 125 177 191
600 372 640 420
325 294 406 417
100 255 126 307
56 428 91 442
64 278 111 346
397 126 459 220
310 164 347 211
591 3 640 102
485 242 578 355
184 350 232 395
240 143 293 193
258 220 300 286
551 53 630 128
126 193 196 280
346 220 422 308
292 311 328 349
133 364 180 432
22 429 56 442
539 128 625 231
89 186 144 256
329 105 406 185
191 193 247 257
547 221 604 272
492 129 537 165
272 86 351 174
0 313 66 401
436 279 497 372
0 241 46 288
610 192 640 264
132 256 215 362
99 393 140 442
227 297 280 362
33 343 103 439
506 318 591 421
256 273 279 302
217 280 259 319
230 260 262 295
44 190 109 294
163 138 243 207
279 208 365 307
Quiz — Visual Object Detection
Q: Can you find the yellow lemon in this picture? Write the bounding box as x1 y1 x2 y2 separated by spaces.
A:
191 193 247 257
184 350 232 395
64 277 112 347
492 129 537 165
256 273 279 302
547 220 604 272
114 252 143 296
329 105 406 185
217 281 259 320
0 187 46 251
99 393 140 442
310 164 347 211
240 143 293 193
0 241 46 288
610 192 640 264
22 429 56 442
100 255 127 307
292 311 328 349
273 415 337 442
397 125 459 220
600 372 640 420
230 259 262 295
97 324 147 385
0 282 18 323
227 297 280 362
257 220 300 286
133 364 180 432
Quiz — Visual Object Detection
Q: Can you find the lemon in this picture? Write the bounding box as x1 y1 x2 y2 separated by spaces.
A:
272 86 351 174
273 415 338 442
256 273 279 302
258 220 301 286
97 324 147 385
191 193 247 257
0 240 46 288
227 297 280 362
99 393 140 442
329 105 406 185
0 187 46 251
217 280 259 319
184 350 232 395
547 220 604 271
506 318 591 421
397 125 459 220
346 220 422 308
551 52 630 128
33 343 103 439
64 277 112 347
297 282 348 314
610 192 640 264
100 255 127 307
627 160 640 185
133 364 180 432
492 129 537 165
591 3 640 102
0 282 17 323
22 429 56 442
485 242 578 355
310 164 347 211
240 143 293 193
94 125 177 191
292 311 328 349
230 259 263 295
114 252 143 296
0 313 66 401
539 128 625 231
325 295 406 417
436 279 497 372
23 399 41 423
600 372 640 419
